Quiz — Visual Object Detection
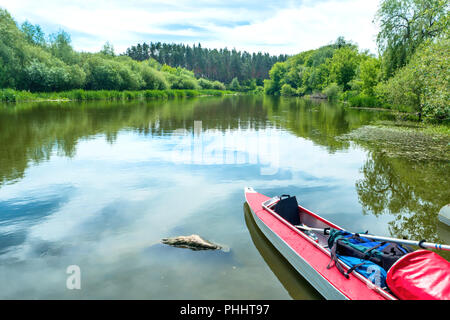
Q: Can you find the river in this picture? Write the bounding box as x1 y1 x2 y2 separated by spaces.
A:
0 95 448 299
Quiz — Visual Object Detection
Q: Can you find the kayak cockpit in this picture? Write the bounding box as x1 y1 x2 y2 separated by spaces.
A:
262 195 334 248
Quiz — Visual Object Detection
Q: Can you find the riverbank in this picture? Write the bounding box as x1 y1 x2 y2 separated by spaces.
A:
0 88 235 103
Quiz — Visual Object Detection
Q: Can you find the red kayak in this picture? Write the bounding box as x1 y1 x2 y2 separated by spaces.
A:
244 187 397 300
245 187 450 300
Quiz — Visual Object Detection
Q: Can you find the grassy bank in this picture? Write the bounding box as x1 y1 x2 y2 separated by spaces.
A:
0 88 235 103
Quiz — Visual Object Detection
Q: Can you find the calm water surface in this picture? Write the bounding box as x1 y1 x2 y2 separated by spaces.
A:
0 96 448 299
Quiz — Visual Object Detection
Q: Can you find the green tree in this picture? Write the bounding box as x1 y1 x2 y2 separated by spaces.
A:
375 0 449 78
280 83 297 96
49 30 78 65
100 41 115 56
376 36 449 121
229 77 241 91
328 47 361 91
323 83 341 100
359 56 382 96
0 9 28 88
125 41 287 84
212 81 226 90
264 62 286 95
20 21 46 46
84 57 123 90
415 38 449 121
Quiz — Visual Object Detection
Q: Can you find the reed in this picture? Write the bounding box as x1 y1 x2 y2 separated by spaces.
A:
0 89 233 102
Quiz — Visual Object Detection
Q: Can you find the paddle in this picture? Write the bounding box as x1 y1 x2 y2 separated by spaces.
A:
295 225 450 252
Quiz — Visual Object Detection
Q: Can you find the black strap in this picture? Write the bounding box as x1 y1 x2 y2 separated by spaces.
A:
344 261 366 277
363 242 387 255
327 238 387 279
418 240 427 249
327 240 349 279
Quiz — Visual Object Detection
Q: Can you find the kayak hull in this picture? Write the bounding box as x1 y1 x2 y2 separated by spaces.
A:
248 197 347 299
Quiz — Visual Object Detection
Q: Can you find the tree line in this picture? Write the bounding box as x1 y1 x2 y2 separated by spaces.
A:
124 42 288 85
264 0 449 122
0 9 228 93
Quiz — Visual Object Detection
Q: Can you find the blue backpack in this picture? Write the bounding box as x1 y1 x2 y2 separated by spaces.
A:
326 229 412 285
337 255 387 288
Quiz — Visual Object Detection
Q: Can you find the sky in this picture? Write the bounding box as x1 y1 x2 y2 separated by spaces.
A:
0 0 382 55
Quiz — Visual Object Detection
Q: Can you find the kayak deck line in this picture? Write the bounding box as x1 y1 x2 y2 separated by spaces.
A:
244 187 397 300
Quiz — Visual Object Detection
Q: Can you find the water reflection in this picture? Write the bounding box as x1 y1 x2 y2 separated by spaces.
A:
0 95 448 298
0 96 381 187
355 151 450 259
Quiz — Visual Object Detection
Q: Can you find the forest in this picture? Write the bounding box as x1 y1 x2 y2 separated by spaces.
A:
125 42 288 85
263 0 449 122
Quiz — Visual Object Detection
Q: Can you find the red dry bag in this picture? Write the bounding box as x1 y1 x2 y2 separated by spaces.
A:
386 250 450 300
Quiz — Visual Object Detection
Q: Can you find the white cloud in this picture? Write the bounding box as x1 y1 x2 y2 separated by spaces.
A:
210 0 380 54
0 0 381 54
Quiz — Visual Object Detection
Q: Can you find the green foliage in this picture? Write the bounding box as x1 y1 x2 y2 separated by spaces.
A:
20 21 46 46
0 88 230 102
264 62 286 95
0 9 28 89
0 9 227 93
328 47 361 91
49 30 79 65
211 81 226 90
100 41 115 56
348 93 384 108
359 57 382 96
251 86 265 95
228 77 241 91
413 38 449 121
376 37 449 121
134 62 168 90
280 83 297 96
375 66 420 114
265 38 365 97
125 41 288 84
375 0 449 78
323 83 341 101
198 78 214 89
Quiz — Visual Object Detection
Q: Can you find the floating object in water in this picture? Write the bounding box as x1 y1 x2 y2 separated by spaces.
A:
161 234 222 251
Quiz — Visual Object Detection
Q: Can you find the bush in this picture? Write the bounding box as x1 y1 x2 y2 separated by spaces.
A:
212 81 226 90
179 78 200 90
323 83 341 101
198 78 214 89
140 65 169 90
251 86 265 95
280 83 297 96
348 93 383 108
229 77 241 91
0 88 17 102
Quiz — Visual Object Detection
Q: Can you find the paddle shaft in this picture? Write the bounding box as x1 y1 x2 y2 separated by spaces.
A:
295 225 450 251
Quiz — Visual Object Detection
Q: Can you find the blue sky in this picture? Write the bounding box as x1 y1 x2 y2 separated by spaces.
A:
0 0 381 55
